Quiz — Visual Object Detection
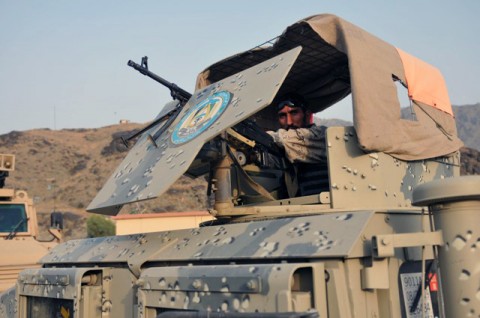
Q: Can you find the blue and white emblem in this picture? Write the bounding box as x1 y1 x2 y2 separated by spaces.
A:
171 91 232 145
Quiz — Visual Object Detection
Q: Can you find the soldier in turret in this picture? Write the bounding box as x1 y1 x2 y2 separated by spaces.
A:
268 95 327 163
268 95 329 196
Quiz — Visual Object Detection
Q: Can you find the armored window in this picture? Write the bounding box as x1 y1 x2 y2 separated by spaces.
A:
0 204 28 233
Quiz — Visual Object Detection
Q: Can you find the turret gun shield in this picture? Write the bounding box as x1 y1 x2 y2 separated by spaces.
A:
87 47 302 215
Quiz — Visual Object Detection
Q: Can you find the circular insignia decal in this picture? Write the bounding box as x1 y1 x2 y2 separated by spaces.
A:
171 91 232 145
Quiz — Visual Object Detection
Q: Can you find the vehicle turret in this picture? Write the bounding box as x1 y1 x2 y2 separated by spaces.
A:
1 14 477 318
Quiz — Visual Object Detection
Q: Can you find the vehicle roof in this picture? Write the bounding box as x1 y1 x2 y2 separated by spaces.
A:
196 14 462 160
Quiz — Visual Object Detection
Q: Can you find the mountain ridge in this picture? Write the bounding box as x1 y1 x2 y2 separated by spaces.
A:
453 103 480 150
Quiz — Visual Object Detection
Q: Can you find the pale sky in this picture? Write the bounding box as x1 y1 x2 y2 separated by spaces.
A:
1 1 478 135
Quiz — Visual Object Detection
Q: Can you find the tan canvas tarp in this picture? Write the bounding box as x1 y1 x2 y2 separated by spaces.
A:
196 14 463 160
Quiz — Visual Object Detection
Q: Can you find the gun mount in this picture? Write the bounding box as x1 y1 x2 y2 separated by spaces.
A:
1 14 478 318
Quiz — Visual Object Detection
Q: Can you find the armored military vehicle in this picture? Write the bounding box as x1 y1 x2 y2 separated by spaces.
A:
0 154 62 293
1 14 479 318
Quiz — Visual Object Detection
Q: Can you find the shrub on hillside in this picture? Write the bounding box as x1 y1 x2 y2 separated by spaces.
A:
86 214 116 238
101 129 139 156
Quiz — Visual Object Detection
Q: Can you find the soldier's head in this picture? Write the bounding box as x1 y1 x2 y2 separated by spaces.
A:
276 95 313 130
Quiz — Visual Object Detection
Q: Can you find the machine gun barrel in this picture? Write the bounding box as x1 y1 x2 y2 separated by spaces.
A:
127 57 192 103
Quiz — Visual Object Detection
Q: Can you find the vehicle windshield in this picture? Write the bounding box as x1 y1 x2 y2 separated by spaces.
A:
0 204 28 233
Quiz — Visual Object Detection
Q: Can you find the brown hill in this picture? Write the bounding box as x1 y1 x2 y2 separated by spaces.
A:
460 147 480 175
1 124 478 240
0 123 208 213
453 103 480 151
0 124 208 239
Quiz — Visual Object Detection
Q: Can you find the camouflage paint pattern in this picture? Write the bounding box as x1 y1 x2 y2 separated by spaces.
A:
1 14 477 318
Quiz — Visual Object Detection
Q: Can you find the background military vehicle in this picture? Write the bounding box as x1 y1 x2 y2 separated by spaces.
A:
0 154 62 293
1 14 479 318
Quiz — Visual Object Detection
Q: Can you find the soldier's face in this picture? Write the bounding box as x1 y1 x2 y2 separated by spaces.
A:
278 106 306 130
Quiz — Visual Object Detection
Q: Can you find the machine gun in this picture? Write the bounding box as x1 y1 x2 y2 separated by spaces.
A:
125 57 281 158
127 56 191 103
121 57 190 147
